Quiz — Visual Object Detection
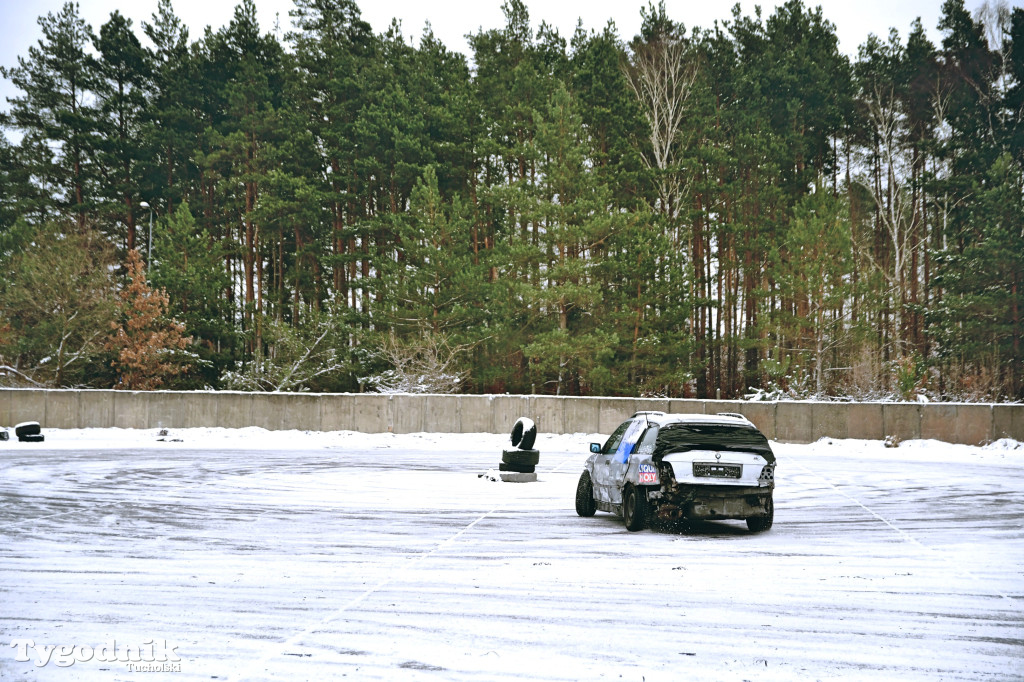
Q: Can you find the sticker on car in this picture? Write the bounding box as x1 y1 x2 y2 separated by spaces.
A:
637 463 658 484
614 420 647 463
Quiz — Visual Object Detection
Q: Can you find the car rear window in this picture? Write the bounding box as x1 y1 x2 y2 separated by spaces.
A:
653 423 775 463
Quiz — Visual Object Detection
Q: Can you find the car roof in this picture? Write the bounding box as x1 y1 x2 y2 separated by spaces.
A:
629 411 756 428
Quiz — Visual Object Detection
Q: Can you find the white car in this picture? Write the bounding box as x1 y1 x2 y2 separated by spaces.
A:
575 412 776 532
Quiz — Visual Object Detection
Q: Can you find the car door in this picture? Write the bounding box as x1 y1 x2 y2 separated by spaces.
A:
606 419 647 503
592 420 630 502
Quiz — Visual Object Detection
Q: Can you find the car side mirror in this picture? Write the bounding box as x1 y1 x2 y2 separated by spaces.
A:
590 443 601 454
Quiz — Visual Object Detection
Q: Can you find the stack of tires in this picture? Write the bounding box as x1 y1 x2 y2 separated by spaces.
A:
500 417 539 482
15 421 44 443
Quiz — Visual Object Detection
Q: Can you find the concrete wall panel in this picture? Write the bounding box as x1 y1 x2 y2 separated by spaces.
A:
249 394 276 430
953 404 991 445
147 392 185 429
634 398 670 414
847 403 884 441
704 400 743 418
598 399 636 433
812 403 849 441
352 394 390 433
320 394 355 432
529 396 564 435
993 404 1024 441
424 395 460 433
79 390 114 428
183 392 220 428
921 403 990 445
113 391 148 429
564 397 600 434
44 390 79 429
458 395 492 433
391 395 425 434
0 388 12 427
883 404 920 442
777 401 813 443
258 393 321 431
668 399 705 415
217 392 253 429
10 389 46 425
920 404 957 443
738 403 776 440
490 396 529 435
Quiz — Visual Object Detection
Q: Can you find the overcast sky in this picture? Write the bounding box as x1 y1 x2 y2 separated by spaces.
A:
0 0 994 118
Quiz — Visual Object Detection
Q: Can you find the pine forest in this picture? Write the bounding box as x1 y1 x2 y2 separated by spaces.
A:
0 0 1022 401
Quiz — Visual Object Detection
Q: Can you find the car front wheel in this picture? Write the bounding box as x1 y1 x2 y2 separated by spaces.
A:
746 495 774 532
575 471 596 517
623 484 648 532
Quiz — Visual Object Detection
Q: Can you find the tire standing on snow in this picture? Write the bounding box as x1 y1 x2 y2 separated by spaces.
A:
575 471 596 517
510 417 537 451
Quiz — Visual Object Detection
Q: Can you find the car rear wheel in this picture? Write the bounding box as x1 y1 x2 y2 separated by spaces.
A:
623 484 648 532
575 471 596 517
746 495 774 532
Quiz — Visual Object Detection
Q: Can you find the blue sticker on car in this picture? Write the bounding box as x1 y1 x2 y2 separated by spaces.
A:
615 420 646 463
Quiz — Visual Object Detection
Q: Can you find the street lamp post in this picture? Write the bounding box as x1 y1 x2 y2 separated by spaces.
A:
139 201 153 264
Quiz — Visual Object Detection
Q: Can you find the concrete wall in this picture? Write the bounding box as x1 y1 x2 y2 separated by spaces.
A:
1 388 1022 445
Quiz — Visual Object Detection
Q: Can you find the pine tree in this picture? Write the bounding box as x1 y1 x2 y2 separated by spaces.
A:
142 0 199 214
94 10 151 252
150 202 232 386
524 84 621 395
0 2 101 228
108 249 190 389
286 0 374 306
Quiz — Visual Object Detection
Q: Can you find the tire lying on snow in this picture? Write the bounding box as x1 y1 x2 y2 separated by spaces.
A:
501 448 540 467
510 417 537 451
19 434 45 443
15 422 41 438
499 462 536 474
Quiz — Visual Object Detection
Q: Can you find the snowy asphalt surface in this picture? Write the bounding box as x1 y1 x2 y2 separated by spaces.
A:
1 429 1023 681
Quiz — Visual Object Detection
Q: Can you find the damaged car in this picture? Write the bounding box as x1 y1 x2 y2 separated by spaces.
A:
574 412 776 532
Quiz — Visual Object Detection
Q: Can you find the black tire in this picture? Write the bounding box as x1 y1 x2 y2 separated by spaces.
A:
575 471 596 517
510 417 537 451
623 484 648 532
746 495 774 532
502 449 540 466
19 434 45 443
499 462 536 473
15 422 41 437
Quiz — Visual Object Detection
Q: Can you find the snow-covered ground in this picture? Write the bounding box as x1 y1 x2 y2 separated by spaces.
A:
1 428 1022 681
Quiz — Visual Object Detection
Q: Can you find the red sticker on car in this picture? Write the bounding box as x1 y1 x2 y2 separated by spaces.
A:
638 463 658 483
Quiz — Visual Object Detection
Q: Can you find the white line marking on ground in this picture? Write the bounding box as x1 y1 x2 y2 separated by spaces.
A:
790 458 1012 602
230 456 580 681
